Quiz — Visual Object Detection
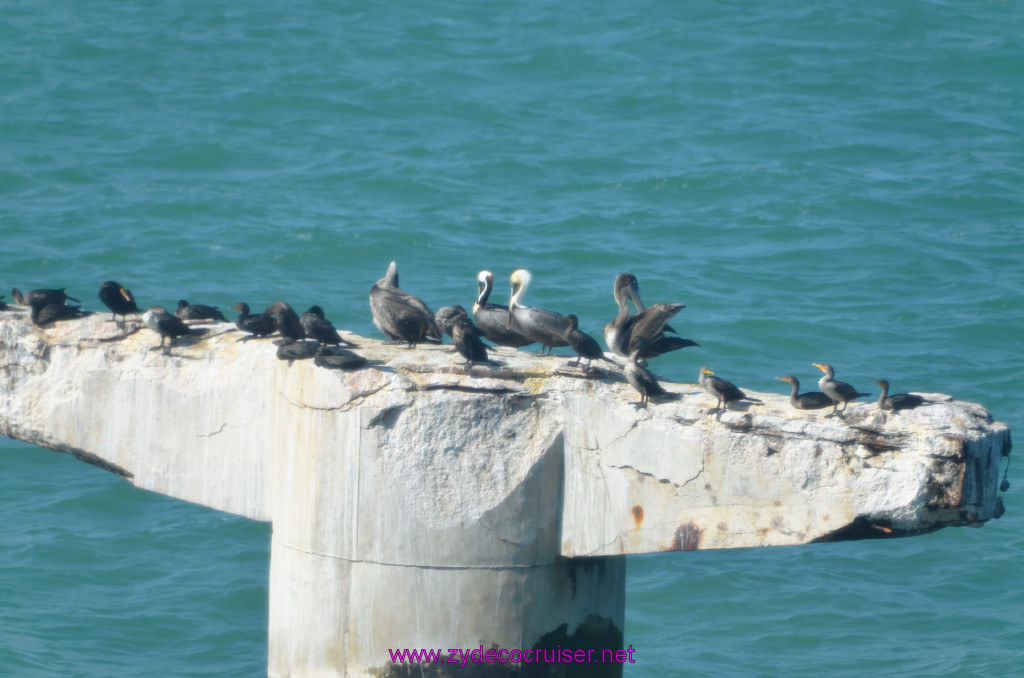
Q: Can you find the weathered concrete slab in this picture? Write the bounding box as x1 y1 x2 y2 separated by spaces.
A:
0 310 1010 677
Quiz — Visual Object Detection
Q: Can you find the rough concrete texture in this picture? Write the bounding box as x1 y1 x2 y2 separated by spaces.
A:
0 310 1010 677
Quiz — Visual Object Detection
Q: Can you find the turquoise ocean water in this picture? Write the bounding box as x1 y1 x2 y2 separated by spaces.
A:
2 1 1022 675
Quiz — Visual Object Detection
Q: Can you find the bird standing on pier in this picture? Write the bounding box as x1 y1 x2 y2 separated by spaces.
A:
813 363 870 416
176 299 227 322
776 375 833 410
231 302 276 338
624 346 668 406
368 261 442 347
451 316 490 366
301 306 355 347
143 306 203 355
603 273 696 359
506 269 571 355
564 314 612 370
265 302 305 344
699 366 761 412
98 281 138 325
472 271 534 348
875 379 928 413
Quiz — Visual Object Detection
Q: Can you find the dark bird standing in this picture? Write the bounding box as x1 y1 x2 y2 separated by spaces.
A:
368 261 443 348
624 347 669 406
301 306 355 347
435 305 469 338
472 271 534 348
564 314 613 370
699 366 761 412
231 302 276 338
813 363 870 416
451 316 490 366
265 302 305 344
176 299 227 322
776 375 834 410
98 281 139 324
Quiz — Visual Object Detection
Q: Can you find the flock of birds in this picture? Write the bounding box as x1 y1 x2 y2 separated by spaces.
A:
1 263 932 416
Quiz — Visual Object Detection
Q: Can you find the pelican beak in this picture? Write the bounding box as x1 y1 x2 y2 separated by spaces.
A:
626 282 645 312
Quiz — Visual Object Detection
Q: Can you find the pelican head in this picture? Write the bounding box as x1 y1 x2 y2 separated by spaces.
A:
378 261 399 289
613 273 644 311
507 269 532 327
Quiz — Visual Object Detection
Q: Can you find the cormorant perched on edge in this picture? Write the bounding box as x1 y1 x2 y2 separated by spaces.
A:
472 271 534 348
231 302 276 338
624 345 669 406
604 273 696 359
563 314 612 370
875 379 928 413
451 315 490 366
699 366 761 413
143 306 205 355
176 299 227 322
813 363 870 416
435 305 469 339
12 287 80 307
265 302 305 344
506 269 571 356
368 261 442 348
301 306 355 347
98 281 139 325
776 375 833 411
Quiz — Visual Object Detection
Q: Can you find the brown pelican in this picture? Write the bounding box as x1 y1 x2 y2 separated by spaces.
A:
624 346 669 406
776 375 833 410
368 261 442 347
143 306 204 355
301 306 355 347
98 281 138 324
176 300 227 322
506 269 571 355
699 366 761 412
472 271 534 348
603 273 696 359
231 302 276 338
564 314 613 369
813 363 870 416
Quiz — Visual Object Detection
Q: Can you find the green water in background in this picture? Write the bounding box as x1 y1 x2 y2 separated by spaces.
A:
1 1 1022 675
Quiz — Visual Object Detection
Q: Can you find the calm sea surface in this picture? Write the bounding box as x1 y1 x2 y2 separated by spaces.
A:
2 1 1022 675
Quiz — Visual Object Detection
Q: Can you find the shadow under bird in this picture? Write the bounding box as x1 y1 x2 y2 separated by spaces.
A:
301 306 355 347
813 363 870 416
368 261 443 348
604 273 697 359
265 302 305 344
875 379 929 413
451 316 490 366
624 346 670 407
11 287 80 307
506 269 571 355
472 270 534 348
143 306 206 355
314 346 368 371
699 366 761 412
231 302 276 338
776 375 833 410
176 299 227 322
564 314 613 370
98 281 139 324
